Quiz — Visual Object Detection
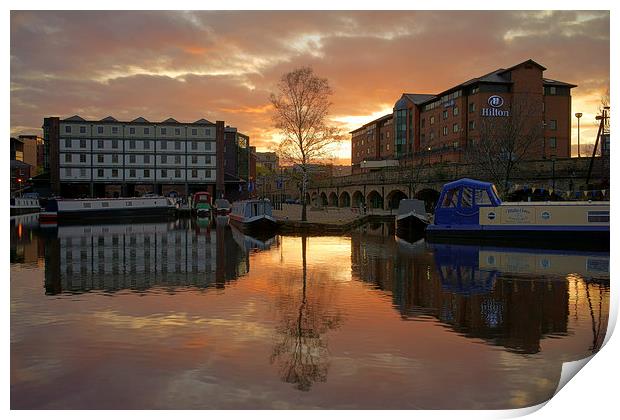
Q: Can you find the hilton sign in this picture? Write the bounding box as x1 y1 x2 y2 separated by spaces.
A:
481 95 510 117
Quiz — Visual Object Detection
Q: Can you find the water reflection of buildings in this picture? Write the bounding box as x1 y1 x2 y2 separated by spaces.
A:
43 219 259 295
350 233 609 354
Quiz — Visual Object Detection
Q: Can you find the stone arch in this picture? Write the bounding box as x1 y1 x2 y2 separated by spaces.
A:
328 192 338 207
386 189 408 210
352 190 364 208
366 190 384 209
415 188 441 212
320 192 328 206
339 191 351 207
310 192 318 207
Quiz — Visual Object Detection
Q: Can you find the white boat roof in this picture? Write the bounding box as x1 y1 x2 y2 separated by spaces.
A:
501 201 609 206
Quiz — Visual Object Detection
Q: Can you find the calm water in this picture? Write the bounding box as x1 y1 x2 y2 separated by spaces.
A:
11 214 610 409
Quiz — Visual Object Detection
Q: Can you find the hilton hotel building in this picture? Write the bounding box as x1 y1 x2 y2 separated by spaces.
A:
351 59 576 173
43 115 250 198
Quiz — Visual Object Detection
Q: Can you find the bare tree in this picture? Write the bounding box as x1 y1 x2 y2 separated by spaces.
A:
465 98 544 197
270 67 341 221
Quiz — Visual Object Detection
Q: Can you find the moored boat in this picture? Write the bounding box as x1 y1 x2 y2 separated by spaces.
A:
426 178 609 250
214 198 232 215
229 199 277 234
39 196 175 224
10 196 41 216
395 199 430 239
192 191 212 217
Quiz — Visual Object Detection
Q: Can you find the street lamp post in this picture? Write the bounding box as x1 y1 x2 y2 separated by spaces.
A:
575 112 583 158
551 155 556 195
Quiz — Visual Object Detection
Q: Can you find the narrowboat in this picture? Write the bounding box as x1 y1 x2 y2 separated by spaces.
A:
426 178 609 250
229 199 278 234
39 196 175 224
395 199 430 238
192 191 212 217
10 196 41 216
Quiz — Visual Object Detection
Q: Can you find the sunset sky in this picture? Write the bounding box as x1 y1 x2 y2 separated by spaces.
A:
10 10 610 164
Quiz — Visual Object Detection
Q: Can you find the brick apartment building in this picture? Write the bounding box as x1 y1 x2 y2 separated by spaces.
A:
43 115 252 199
351 59 575 173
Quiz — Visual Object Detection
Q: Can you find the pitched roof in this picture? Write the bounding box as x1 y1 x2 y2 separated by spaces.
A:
498 59 547 74
543 78 578 88
65 115 85 121
193 118 213 124
403 93 436 105
100 116 118 122
162 117 179 123
131 117 149 123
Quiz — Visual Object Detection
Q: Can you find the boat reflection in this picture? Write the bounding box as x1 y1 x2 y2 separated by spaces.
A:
351 233 609 354
41 218 274 295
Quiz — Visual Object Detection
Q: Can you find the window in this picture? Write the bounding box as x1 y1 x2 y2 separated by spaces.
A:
549 120 557 130
453 123 459 133
144 155 150 163
461 187 473 208
192 141 198 150
112 169 118 177
65 154 72 162
129 140 136 149
475 189 492 205
80 154 86 163
192 155 198 164
112 126 119 134
65 168 72 176
443 126 448 136
161 155 167 164
112 154 119 163
161 140 167 150
144 169 150 178
97 155 104 163
453 107 459 116
97 126 104 134
161 169 167 177
129 127 135 134
80 126 86 134
588 211 609 223
175 128 181 135
112 140 118 149
421 134 426 144
98 169 104 177
65 139 71 148
144 127 150 135
192 169 198 178
129 169 136 178
175 155 181 164
80 168 87 177
129 155 136 163
175 141 181 150
430 116 435 125
453 141 459 149
469 120 476 130
469 103 476 113
550 86 557 95
175 169 181 178
549 137 557 149
430 132 435 140
144 141 150 149
80 139 86 148
205 128 211 136
441 188 459 208
192 128 197 135
161 128 167 135
98 140 104 148
65 126 71 133
443 110 448 119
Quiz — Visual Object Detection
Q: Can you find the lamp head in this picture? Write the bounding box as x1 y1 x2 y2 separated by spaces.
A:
575 112 583 118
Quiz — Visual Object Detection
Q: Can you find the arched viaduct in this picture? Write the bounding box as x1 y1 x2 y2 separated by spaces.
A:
306 157 609 211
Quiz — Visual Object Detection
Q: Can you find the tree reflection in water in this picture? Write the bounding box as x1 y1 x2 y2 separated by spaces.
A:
269 236 342 391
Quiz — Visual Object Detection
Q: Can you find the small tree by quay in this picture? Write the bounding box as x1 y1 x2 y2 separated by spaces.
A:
270 67 341 221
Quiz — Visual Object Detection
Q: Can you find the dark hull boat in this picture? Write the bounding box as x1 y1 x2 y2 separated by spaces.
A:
395 199 430 239
229 199 278 235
